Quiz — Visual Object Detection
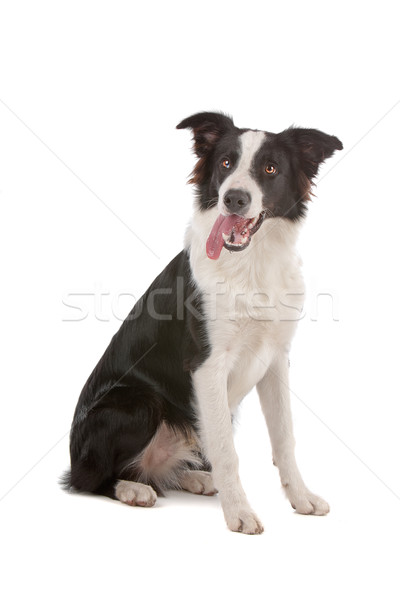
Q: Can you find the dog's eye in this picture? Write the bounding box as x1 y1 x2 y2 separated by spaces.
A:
221 158 231 169
265 164 277 175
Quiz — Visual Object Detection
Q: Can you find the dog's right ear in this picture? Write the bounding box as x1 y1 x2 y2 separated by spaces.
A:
177 112 234 157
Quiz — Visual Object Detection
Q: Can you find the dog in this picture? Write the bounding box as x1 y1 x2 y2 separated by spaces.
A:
62 112 342 534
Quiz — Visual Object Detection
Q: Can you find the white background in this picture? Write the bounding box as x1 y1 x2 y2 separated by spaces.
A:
1 0 400 598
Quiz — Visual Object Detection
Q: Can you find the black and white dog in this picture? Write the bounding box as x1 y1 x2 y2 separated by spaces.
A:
63 112 342 534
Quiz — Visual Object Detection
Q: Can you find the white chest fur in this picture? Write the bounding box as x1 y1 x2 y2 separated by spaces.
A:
186 207 305 407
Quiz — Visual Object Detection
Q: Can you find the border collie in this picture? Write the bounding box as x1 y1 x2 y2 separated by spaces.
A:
63 112 342 534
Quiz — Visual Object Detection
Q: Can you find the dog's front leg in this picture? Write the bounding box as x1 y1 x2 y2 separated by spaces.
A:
193 361 264 534
257 353 330 515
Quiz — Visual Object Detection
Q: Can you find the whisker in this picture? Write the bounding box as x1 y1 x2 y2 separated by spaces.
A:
205 196 218 209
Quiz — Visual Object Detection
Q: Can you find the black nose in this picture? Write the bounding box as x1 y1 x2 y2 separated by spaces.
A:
223 189 251 215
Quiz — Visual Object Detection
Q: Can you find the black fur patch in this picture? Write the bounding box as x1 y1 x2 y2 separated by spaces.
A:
63 250 210 497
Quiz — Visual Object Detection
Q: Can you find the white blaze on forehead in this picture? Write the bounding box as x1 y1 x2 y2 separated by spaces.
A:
237 130 266 171
218 130 266 217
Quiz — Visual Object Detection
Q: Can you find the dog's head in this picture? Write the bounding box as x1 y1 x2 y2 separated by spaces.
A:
177 112 343 259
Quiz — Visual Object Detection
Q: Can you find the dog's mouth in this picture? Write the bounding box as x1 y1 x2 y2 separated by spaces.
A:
206 211 267 260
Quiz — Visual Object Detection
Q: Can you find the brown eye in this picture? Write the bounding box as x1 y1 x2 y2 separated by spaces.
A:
221 158 231 169
265 164 277 174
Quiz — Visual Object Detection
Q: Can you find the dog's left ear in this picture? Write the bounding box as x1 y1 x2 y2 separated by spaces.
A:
177 112 234 157
282 127 343 181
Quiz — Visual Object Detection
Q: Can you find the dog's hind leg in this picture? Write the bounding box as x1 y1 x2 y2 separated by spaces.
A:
179 470 218 496
66 387 161 502
114 480 157 507
66 382 206 507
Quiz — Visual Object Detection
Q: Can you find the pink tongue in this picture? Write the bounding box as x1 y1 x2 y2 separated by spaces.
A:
206 214 245 260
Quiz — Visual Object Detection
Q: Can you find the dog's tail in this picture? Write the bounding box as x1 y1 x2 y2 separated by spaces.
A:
59 469 72 491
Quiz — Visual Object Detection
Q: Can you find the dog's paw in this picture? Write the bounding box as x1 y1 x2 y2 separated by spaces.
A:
115 480 157 507
225 507 264 535
286 487 330 516
180 470 218 496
